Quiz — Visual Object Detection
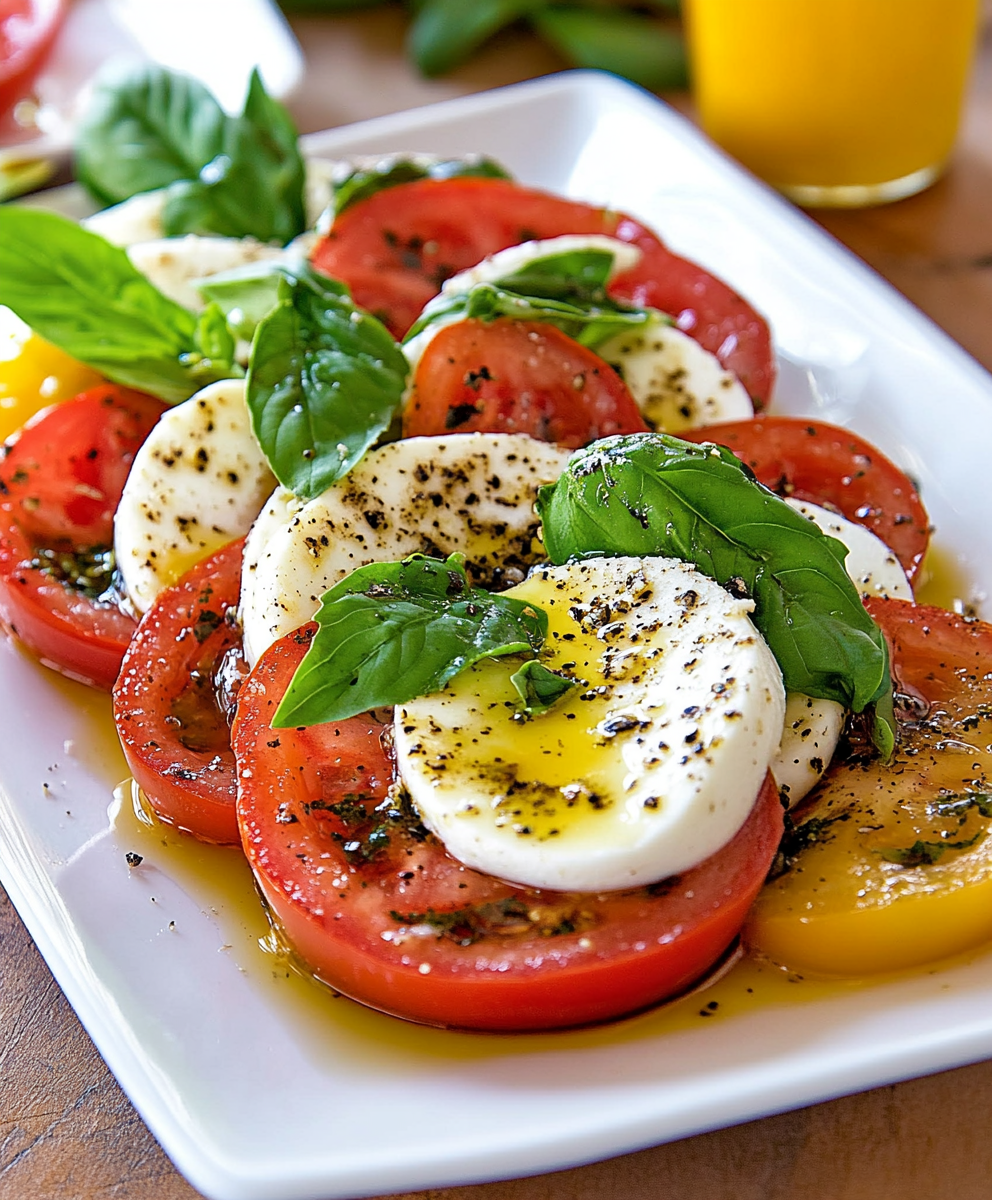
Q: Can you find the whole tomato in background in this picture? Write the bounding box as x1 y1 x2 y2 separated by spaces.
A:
0 0 66 127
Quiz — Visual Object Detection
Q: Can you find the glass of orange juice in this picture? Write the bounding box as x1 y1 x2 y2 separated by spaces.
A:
683 0 981 207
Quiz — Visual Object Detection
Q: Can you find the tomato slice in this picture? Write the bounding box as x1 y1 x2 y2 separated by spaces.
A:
233 625 784 1032
114 538 247 845
311 176 775 407
679 416 930 580
747 598 992 975
0 384 167 689
403 318 649 448
0 0 65 125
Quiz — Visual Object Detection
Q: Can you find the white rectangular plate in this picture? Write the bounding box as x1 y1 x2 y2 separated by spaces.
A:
2 72 992 1200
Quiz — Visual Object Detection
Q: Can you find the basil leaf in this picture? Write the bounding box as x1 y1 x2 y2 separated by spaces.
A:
536 433 894 750
75 65 227 208
405 249 653 348
162 70 306 245
197 258 346 340
75 65 306 245
273 554 548 727
532 8 688 92
0 207 238 403
333 155 511 216
247 269 408 499
510 659 580 715
408 0 555 75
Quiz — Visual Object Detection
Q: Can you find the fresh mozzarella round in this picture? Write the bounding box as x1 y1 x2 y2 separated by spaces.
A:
402 235 641 378
115 380 275 613
771 693 845 808
785 498 913 600
125 237 288 311
395 556 786 893
594 317 754 432
242 486 304 599
240 432 572 667
440 234 640 296
82 191 169 246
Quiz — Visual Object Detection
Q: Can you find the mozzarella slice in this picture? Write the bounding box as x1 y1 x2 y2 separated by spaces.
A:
125 237 289 311
115 380 275 613
240 433 572 667
594 317 753 431
769 499 912 807
402 235 641 378
785 498 913 600
439 234 641 296
772 692 846 808
395 556 786 893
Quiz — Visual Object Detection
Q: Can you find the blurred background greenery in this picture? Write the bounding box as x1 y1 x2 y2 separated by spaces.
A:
277 0 686 92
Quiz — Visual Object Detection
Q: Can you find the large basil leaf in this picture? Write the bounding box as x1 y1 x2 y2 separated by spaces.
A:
0 207 239 403
247 268 408 499
537 433 895 754
405 248 654 348
333 155 511 216
75 65 306 245
273 554 548 727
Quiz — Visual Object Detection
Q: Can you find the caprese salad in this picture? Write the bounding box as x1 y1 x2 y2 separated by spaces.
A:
1 65 990 1032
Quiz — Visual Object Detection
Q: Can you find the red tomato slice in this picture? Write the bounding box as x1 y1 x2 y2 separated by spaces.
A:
0 384 167 689
403 318 649 448
233 625 784 1032
0 0 65 124
311 176 775 407
114 538 247 845
680 416 930 581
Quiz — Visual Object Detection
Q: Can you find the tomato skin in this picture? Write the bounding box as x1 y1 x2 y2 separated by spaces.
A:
403 318 649 448
311 176 775 407
114 538 246 845
0 0 65 124
0 384 168 689
680 416 930 580
234 626 784 1031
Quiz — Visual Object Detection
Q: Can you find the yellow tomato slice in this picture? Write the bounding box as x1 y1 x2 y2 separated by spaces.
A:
0 305 103 440
746 598 992 976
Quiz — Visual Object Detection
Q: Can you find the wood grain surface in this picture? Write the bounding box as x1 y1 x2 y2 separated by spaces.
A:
3 8 992 1199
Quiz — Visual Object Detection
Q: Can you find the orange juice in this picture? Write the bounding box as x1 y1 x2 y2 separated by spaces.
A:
684 0 980 206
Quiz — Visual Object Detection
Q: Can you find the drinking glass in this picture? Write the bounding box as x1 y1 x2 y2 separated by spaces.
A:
683 0 981 207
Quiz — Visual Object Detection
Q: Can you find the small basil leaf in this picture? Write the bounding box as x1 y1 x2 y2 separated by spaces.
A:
76 65 306 245
405 249 654 348
74 65 227 208
537 433 894 752
0 207 238 403
510 659 580 715
408 0 555 75
197 259 346 340
273 554 548 727
194 302 238 372
247 270 408 498
161 69 306 244
333 155 511 216
532 8 688 92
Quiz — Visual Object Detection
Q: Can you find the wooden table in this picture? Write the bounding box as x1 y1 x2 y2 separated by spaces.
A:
3 9 992 1199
